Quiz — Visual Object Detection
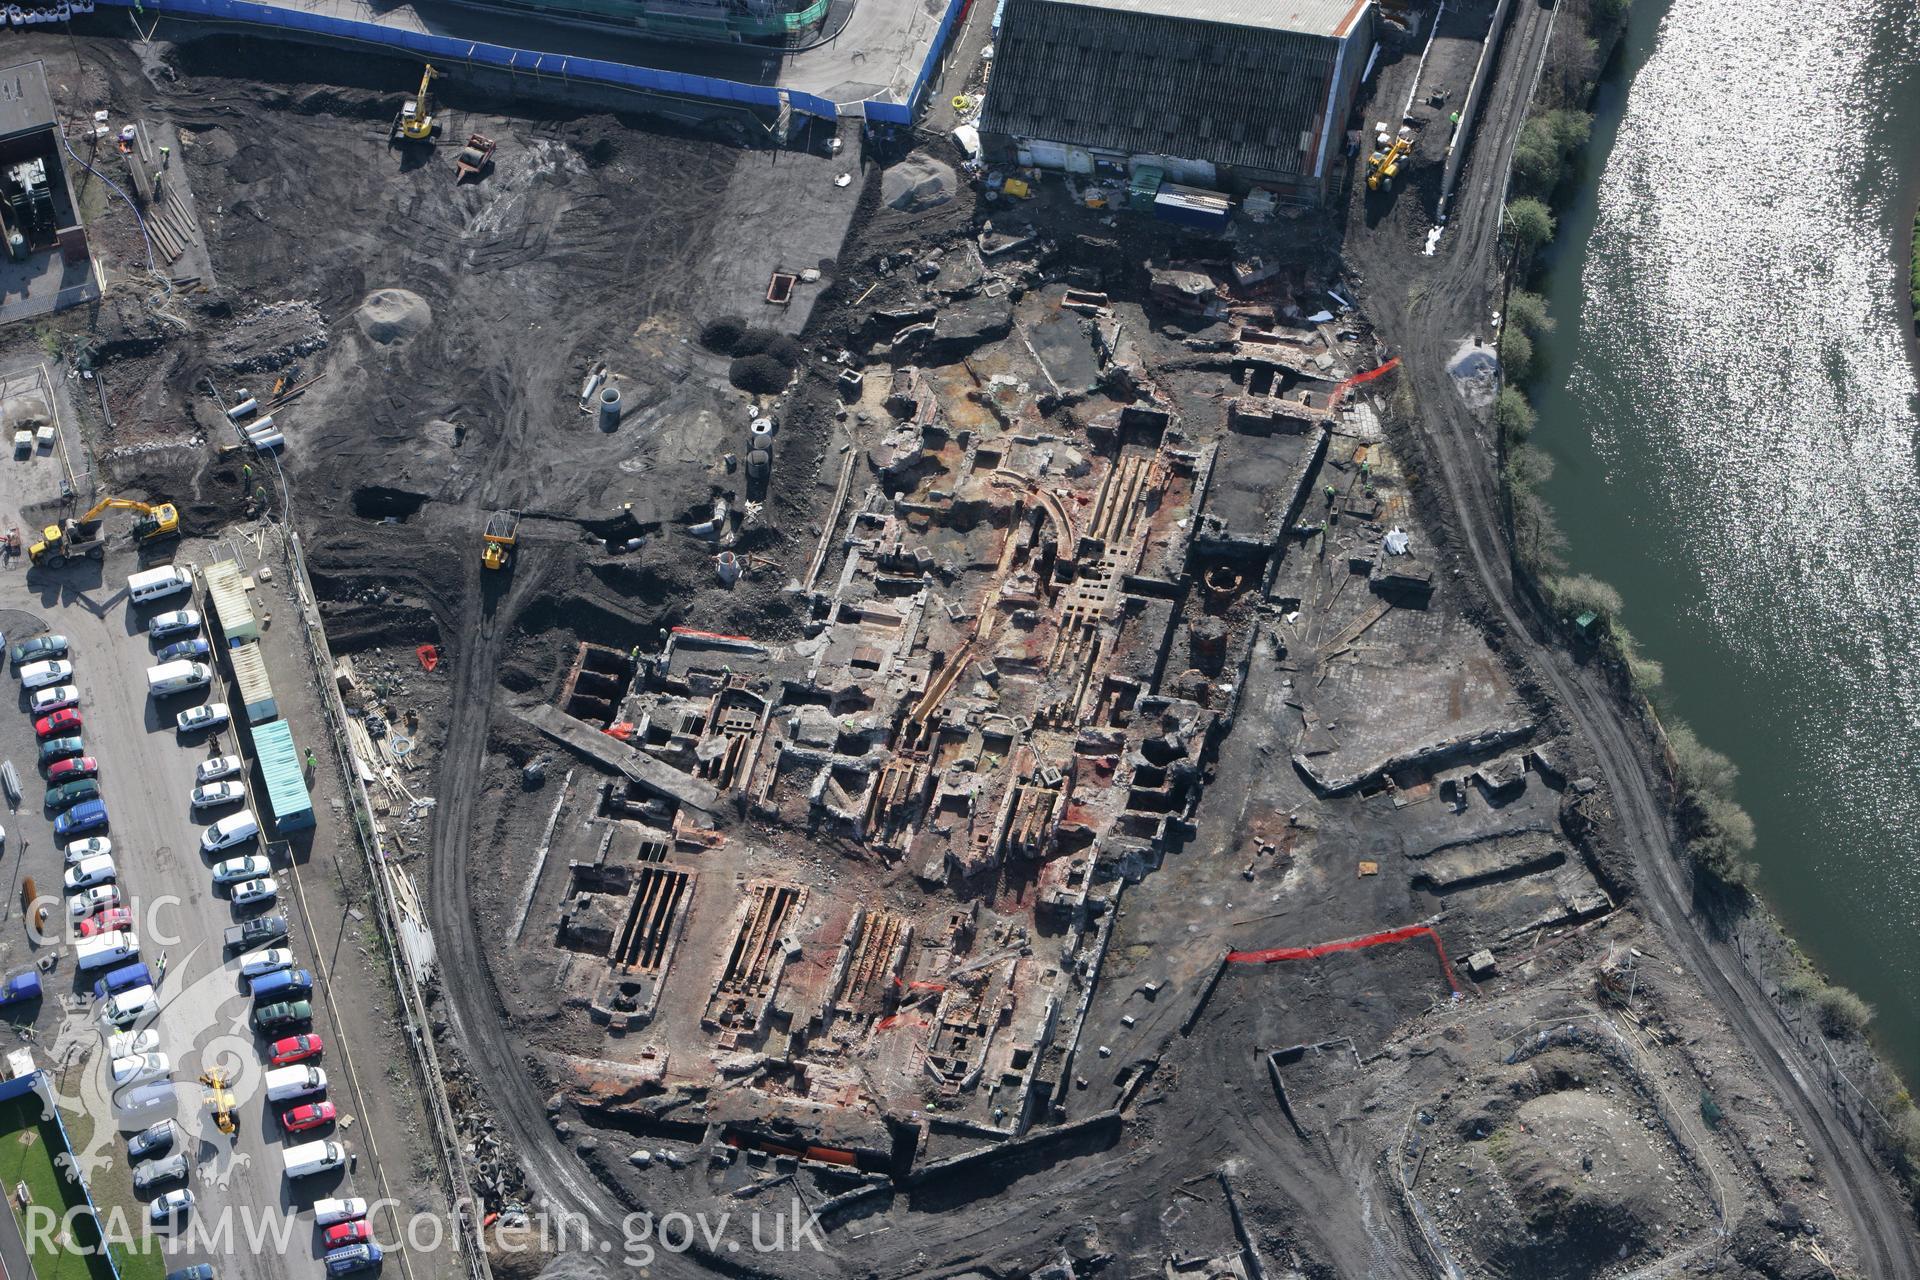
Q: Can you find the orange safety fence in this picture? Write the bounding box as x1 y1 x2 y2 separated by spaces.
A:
1226 922 1460 994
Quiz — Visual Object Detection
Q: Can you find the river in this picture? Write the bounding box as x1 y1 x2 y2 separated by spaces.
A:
1531 0 1920 1081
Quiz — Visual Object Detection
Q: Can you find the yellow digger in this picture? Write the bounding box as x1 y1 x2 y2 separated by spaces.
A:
482 510 518 571
1367 127 1414 192
393 64 440 144
29 496 179 567
198 1070 237 1136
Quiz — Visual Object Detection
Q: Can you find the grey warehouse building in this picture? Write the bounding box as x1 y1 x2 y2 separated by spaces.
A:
980 0 1376 205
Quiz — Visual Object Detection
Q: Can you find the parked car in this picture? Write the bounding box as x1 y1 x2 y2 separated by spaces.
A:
282 1101 335 1133
68 885 119 920
61 835 110 864
312 1197 367 1227
10 635 68 666
62 854 115 890
323 1245 381 1276
154 637 211 663
322 1220 371 1248
190 781 244 811
34 708 81 738
175 703 229 734
29 685 80 715
47 756 98 784
254 1000 311 1032
46 779 101 812
77 906 132 937
38 735 84 766
238 948 294 981
165 1266 215 1280
268 1034 323 1066
147 1188 193 1223
107 1028 160 1059
147 609 201 641
110 1053 170 1087
128 1119 177 1162
224 914 288 951
132 1152 188 1192
249 969 312 1001
55 798 108 840
17 659 72 689
0 970 41 1007
211 855 270 886
196 755 243 785
230 878 278 907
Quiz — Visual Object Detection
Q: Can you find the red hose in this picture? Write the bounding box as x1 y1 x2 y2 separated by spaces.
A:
1227 921 1460 993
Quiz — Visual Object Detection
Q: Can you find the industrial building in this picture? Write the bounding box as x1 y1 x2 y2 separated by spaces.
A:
0 60 95 323
440 0 829 42
980 0 1376 204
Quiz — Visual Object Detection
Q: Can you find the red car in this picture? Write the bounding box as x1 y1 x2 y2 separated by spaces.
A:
323 1220 372 1248
34 709 81 738
46 756 98 784
281 1101 335 1133
269 1034 323 1067
77 907 132 937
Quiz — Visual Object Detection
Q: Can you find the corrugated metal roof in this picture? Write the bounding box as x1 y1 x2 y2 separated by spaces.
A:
201 560 259 643
982 0 1369 179
229 641 279 725
252 720 313 831
1047 0 1369 39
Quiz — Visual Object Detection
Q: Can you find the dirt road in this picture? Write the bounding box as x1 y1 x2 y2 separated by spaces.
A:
1351 2 1920 1274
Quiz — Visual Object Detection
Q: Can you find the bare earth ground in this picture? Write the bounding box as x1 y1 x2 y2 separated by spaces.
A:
3 15 1917 1280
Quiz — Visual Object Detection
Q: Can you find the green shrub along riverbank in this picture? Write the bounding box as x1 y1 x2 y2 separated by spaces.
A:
1492 0 1920 1192
1910 206 1920 319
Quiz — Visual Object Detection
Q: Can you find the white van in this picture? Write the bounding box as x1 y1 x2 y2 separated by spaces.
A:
145 661 211 698
75 930 139 972
127 566 193 604
200 810 260 853
263 1065 326 1103
103 984 156 1028
281 1139 346 1179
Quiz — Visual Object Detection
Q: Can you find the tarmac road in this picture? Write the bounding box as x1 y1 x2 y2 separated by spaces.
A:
1352 0 1920 1274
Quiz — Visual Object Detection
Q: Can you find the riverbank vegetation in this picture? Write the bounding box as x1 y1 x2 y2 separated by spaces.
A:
1490 0 1920 1202
1910 207 1920 319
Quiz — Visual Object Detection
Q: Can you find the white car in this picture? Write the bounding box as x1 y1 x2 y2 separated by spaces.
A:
175 703 229 734
237 947 294 980
109 1052 170 1087
17 659 72 690
147 1187 193 1223
211 855 270 886
230 877 278 907
68 885 119 919
62 836 111 865
147 609 201 640
106 1028 160 1059
196 755 243 785
190 781 244 811
29 685 79 714
62 855 115 891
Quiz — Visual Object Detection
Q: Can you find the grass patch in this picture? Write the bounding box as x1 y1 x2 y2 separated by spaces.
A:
0 1095 166 1280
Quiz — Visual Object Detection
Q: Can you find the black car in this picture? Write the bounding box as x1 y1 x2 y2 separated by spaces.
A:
128 1120 175 1162
223 915 289 951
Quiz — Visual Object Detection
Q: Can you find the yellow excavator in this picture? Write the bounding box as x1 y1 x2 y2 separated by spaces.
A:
198 1071 237 1136
394 64 440 144
481 510 519 570
29 496 179 567
1367 128 1414 192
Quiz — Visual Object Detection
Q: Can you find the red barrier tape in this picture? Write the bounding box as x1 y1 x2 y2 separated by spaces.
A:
1227 922 1460 993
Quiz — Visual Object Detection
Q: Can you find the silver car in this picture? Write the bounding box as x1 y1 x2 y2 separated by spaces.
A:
132 1152 188 1193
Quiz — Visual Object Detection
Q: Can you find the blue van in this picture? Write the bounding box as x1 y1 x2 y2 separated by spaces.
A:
94 962 152 1000
249 969 313 1002
55 799 108 839
324 1244 381 1276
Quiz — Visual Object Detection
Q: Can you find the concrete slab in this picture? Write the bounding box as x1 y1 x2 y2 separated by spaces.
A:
0 244 98 326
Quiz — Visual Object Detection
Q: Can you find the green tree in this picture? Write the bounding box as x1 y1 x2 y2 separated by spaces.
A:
1499 327 1535 382
1505 290 1555 337
1505 198 1557 259
1495 387 1537 444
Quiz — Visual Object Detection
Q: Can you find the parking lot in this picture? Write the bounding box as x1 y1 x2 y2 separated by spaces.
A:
0 398 439 1279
